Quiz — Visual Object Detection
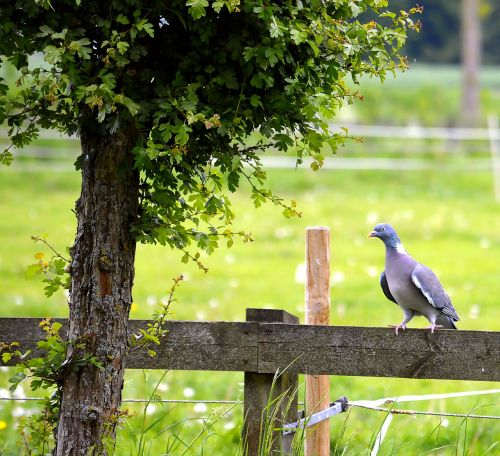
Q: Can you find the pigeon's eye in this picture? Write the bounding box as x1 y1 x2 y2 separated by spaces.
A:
381 227 385 231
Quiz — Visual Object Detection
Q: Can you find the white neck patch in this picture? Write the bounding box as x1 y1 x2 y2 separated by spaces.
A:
396 242 408 255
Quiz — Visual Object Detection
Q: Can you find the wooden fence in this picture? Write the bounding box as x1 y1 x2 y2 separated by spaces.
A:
1 311 499 454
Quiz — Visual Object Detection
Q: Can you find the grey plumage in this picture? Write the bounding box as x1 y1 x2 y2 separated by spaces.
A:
370 223 460 334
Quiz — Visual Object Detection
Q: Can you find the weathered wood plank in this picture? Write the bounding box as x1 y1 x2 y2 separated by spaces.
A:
257 324 500 381
0 317 67 358
129 320 259 371
0 318 499 381
0 318 259 372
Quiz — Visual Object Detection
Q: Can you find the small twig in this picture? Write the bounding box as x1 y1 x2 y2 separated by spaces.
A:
31 236 70 263
129 275 183 353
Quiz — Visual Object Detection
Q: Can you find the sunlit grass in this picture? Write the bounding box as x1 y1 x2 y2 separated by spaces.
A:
0 163 499 454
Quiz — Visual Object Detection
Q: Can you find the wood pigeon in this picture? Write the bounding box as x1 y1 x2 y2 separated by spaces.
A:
369 223 460 334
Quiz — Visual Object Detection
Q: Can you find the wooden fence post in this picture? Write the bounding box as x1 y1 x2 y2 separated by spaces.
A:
305 227 331 456
243 308 299 456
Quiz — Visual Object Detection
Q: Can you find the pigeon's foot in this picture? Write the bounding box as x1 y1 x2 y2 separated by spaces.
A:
427 324 444 334
389 323 406 336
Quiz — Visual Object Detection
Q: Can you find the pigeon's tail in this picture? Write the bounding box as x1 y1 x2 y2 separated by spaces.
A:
437 314 458 329
448 319 458 330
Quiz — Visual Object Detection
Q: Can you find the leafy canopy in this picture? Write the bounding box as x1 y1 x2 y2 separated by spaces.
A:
0 0 419 261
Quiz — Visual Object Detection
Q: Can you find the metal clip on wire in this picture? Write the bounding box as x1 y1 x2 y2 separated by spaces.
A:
282 396 348 436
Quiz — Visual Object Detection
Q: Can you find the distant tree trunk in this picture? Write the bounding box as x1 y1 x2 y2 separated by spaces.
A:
55 118 139 455
461 0 481 126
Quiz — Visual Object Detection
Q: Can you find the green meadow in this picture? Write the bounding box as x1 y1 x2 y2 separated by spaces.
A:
1 165 499 454
0 65 499 454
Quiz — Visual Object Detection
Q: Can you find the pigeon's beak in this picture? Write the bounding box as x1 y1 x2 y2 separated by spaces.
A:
368 231 378 238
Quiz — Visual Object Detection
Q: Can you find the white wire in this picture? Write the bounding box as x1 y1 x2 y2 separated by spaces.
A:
362 389 500 456
351 404 500 420
1 389 498 422
350 389 500 408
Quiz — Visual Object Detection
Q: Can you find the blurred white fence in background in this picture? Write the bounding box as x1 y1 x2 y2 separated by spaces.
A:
487 116 500 201
3 119 500 201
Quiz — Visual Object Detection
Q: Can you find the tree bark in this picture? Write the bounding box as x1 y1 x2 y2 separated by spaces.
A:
55 120 139 455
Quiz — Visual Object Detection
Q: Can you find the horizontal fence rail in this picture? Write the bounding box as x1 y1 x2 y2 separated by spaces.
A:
1 124 495 142
329 123 495 141
2 122 499 177
3 158 498 173
1 317 499 382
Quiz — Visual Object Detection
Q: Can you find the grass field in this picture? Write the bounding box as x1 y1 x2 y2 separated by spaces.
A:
1 164 499 454
1 64 499 454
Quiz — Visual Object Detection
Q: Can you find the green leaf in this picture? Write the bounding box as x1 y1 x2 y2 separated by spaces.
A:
51 322 63 333
37 24 54 37
44 45 64 64
227 171 240 192
0 149 13 166
173 123 191 146
290 28 308 45
8 371 26 389
142 22 155 38
26 263 42 278
217 70 238 90
212 1 224 13
1 352 12 363
269 18 284 38
121 96 140 116
116 41 129 55
116 14 130 25
273 133 294 151
30 379 43 390
68 38 92 59
135 18 154 37
186 0 209 20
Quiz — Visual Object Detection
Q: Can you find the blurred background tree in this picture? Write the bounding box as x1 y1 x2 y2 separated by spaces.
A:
390 0 497 65
360 0 496 126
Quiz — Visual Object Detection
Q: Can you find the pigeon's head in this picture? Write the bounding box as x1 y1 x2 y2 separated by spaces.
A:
369 223 401 246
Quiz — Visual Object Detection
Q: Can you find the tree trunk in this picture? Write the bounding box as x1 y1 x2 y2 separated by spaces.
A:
55 120 139 455
461 0 481 126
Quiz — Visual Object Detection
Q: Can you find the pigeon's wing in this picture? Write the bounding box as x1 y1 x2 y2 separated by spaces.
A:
411 264 460 321
380 271 398 304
